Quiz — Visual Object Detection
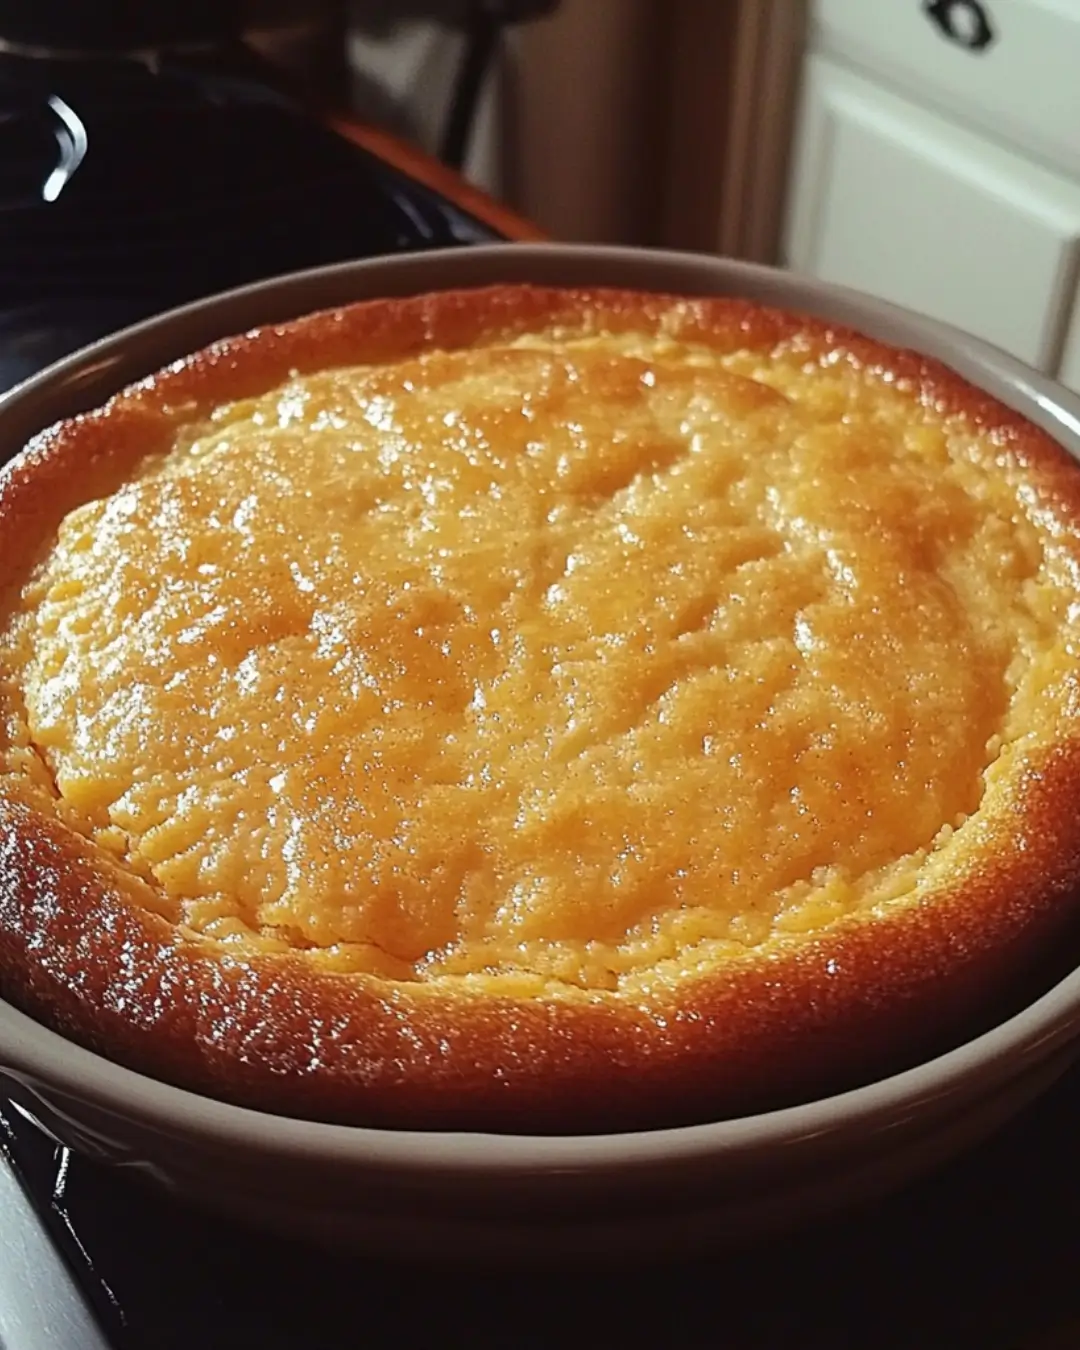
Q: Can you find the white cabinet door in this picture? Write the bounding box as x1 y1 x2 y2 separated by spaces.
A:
784 54 1080 372
812 0 1080 178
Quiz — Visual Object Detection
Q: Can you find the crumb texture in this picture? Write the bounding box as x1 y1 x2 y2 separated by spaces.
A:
2 324 1077 994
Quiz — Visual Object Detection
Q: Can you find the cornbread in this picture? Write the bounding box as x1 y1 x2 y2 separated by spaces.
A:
1 285 1079 1131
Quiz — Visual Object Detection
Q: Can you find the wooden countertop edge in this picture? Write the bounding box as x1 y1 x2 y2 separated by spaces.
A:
328 118 548 244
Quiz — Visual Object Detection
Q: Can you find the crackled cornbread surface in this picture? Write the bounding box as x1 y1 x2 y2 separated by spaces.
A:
1 320 1076 996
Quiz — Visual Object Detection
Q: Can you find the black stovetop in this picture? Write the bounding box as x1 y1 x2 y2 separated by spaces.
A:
0 43 495 391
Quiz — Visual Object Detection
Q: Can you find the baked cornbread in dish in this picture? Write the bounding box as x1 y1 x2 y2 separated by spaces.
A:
1 283 1079 1133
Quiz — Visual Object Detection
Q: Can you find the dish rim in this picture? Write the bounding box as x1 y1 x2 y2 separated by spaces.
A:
1 242 1079 1173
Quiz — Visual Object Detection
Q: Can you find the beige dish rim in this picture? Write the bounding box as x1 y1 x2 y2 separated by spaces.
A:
1 243 1079 1172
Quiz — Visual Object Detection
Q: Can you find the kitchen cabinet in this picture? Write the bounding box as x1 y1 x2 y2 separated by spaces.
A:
784 0 1080 392
811 0 1080 178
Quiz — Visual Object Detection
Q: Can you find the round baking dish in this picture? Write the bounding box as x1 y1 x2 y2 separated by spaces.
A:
2 244 1080 1262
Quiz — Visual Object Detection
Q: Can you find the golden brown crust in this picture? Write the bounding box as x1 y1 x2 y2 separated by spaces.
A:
1 285 1080 1132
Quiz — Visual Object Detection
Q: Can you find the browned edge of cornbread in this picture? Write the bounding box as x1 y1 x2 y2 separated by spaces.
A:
1 285 1079 1133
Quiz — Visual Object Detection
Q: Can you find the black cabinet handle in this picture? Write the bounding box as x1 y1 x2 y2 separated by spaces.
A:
923 0 996 52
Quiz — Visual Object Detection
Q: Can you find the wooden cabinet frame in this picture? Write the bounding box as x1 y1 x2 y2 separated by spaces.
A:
662 0 809 260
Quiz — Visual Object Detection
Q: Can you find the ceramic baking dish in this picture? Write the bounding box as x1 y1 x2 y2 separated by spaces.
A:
1 244 1079 1262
